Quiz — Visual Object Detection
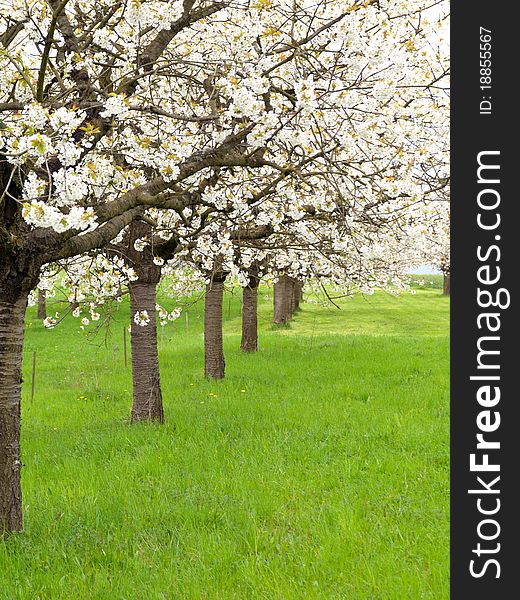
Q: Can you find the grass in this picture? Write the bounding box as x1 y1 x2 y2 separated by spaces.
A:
1 286 449 599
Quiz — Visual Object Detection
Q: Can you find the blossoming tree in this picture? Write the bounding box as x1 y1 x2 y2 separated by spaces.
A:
1 0 447 532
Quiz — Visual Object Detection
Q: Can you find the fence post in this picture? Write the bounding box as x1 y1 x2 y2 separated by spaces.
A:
31 351 36 402
123 326 128 367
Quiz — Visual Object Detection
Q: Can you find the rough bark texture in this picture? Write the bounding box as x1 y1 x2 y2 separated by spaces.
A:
37 290 47 320
128 221 164 423
443 272 450 296
0 295 27 533
0 168 39 531
288 277 303 317
241 273 259 352
129 282 164 423
204 277 226 378
294 280 303 310
273 275 293 324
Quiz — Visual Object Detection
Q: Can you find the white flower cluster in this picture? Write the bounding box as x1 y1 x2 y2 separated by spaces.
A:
43 312 60 329
156 305 182 328
99 95 130 119
22 202 97 233
133 310 151 327
124 0 183 31
134 238 148 252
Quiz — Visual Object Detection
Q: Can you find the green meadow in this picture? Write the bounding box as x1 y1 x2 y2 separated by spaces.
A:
0 286 449 599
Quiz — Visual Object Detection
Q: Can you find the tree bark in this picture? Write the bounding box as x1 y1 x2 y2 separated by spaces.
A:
0 294 27 533
127 221 164 423
443 272 450 296
1 159 40 531
129 282 164 422
204 277 226 378
37 290 47 320
297 280 304 308
241 273 259 352
290 278 303 313
273 275 293 324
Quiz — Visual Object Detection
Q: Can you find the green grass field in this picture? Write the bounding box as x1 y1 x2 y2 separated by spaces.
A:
0 287 449 599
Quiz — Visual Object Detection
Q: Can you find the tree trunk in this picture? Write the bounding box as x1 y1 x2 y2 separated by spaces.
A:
129 281 164 423
273 275 293 324
443 272 450 296
290 278 304 313
0 294 27 533
291 283 298 313
294 280 303 311
127 221 164 423
241 275 259 352
37 290 47 320
1 158 40 532
288 279 296 315
204 277 226 378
